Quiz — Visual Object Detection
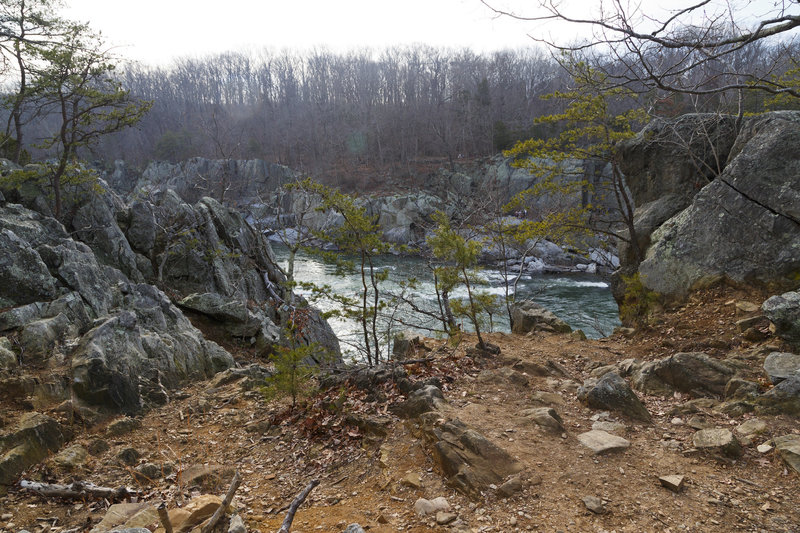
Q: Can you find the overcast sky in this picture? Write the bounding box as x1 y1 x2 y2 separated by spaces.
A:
63 0 795 66
63 0 541 65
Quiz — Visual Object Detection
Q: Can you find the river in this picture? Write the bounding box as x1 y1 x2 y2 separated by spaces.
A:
272 245 621 357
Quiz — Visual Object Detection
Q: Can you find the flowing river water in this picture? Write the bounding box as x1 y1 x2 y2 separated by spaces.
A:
272 245 621 356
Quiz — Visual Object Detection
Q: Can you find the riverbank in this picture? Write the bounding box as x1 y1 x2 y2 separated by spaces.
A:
2 283 798 532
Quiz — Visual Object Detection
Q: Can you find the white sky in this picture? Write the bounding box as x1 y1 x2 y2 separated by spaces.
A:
63 0 542 66
63 0 796 66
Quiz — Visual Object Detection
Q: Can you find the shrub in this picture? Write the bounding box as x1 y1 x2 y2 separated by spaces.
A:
619 272 660 326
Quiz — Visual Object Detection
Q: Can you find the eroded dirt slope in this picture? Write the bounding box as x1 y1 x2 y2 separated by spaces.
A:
1 285 798 533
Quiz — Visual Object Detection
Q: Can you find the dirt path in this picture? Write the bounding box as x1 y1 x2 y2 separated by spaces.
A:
1 285 798 533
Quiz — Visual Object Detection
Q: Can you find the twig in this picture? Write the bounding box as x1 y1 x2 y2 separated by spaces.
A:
733 476 764 489
157 502 173 533
277 479 320 533
201 470 241 533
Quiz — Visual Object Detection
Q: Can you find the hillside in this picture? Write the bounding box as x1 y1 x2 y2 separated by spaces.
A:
1 284 798 533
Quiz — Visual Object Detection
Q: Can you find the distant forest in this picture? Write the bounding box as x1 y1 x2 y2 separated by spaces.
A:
9 43 799 186
108 47 570 177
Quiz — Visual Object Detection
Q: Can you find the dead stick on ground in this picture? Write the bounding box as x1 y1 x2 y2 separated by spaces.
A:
19 480 134 502
733 476 764 489
201 470 241 533
277 479 320 533
157 501 173 533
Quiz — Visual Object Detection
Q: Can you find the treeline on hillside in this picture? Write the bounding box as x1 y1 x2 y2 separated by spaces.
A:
108 47 570 174
98 43 800 174
3 0 800 191
16 42 800 182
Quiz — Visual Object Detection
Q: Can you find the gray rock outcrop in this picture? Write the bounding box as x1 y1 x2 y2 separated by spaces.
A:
631 352 734 397
510 300 572 334
0 177 340 411
629 112 800 300
137 158 296 205
578 372 651 422
71 284 234 412
762 291 800 349
0 201 236 412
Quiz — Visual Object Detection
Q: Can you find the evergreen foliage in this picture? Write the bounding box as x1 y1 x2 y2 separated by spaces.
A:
505 64 648 264
427 211 495 349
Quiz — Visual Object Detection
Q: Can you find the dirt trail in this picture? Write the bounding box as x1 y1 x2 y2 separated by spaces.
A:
1 285 798 533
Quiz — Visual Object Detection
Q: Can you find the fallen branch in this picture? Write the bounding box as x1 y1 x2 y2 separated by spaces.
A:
733 476 764 489
277 479 320 533
19 480 134 501
201 470 241 533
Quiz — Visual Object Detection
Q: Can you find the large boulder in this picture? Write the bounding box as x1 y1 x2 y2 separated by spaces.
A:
631 352 735 397
618 114 738 207
578 372 651 422
71 284 234 413
0 413 66 490
510 300 572 334
423 417 524 498
636 112 800 300
762 291 800 349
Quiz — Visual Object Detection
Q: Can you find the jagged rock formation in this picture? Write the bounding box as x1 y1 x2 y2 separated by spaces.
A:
0 200 234 413
0 162 340 414
128 156 617 272
618 112 800 300
137 158 296 205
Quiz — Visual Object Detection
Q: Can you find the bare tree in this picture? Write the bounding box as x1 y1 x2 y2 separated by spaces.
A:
480 0 800 115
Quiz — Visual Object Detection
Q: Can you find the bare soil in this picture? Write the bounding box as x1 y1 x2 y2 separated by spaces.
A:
1 284 798 533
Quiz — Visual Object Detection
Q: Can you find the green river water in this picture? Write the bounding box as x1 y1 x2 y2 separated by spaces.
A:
272 245 621 356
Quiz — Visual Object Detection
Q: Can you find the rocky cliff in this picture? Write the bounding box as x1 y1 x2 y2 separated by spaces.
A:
123 156 617 273
0 165 340 413
618 111 800 300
